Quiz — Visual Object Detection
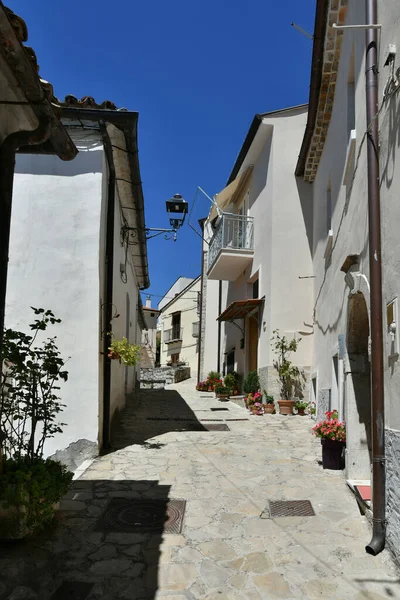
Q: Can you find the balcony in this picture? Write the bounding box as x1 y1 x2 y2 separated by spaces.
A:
207 214 254 280
163 325 183 344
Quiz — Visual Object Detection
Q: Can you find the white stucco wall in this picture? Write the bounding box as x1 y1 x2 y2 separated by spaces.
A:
141 308 159 367
160 278 200 375
158 277 194 311
6 140 104 461
302 0 400 564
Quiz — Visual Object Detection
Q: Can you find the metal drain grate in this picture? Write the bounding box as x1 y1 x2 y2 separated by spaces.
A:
226 418 249 421
267 500 315 518
200 418 224 422
203 423 230 431
51 582 94 600
96 499 186 534
210 407 229 411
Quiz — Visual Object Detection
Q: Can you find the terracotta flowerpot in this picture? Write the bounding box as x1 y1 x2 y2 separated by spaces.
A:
297 408 305 416
278 400 295 415
263 404 275 414
321 438 345 470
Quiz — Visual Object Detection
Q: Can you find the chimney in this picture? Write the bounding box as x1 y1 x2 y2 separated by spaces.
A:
146 295 151 308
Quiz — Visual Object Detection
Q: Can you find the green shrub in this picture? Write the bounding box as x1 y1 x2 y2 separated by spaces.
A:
263 391 274 404
243 371 260 395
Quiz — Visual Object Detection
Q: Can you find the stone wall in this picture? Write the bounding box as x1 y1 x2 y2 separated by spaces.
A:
386 428 400 566
140 365 191 389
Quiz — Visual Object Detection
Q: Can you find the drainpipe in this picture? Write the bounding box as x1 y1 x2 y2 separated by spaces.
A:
197 218 206 383
364 0 386 556
0 118 51 362
100 124 116 451
217 280 222 373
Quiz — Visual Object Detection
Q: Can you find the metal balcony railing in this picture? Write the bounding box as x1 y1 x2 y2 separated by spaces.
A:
192 321 200 337
208 213 254 271
163 325 183 343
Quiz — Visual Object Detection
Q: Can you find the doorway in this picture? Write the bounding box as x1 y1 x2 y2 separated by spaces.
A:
247 315 258 373
345 292 372 480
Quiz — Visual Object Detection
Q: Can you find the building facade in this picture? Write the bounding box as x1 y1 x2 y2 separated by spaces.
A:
159 276 201 375
141 295 160 368
5 97 149 470
200 106 314 399
296 0 400 562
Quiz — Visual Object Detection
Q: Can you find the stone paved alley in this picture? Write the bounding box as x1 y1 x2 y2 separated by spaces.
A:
1 378 400 599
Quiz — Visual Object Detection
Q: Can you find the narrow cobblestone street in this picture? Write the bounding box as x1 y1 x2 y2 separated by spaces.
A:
1 378 400 599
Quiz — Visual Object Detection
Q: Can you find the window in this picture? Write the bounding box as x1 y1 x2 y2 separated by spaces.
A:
226 349 235 373
387 299 399 358
171 312 181 340
252 279 259 299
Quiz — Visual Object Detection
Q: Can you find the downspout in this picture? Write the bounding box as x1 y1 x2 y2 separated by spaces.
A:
100 124 116 451
197 219 206 384
217 280 222 373
364 0 386 556
0 118 51 361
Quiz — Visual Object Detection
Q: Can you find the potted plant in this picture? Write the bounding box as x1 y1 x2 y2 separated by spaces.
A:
247 391 262 412
271 330 305 415
295 400 309 416
214 383 232 399
251 401 264 416
262 392 275 414
243 371 260 396
0 308 73 539
313 410 346 470
108 336 141 366
207 371 221 392
224 373 237 394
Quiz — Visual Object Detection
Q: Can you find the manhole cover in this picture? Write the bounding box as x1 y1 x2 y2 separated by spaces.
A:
96 499 186 534
51 582 94 600
265 500 315 518
204 424 230 431
210 408 229 411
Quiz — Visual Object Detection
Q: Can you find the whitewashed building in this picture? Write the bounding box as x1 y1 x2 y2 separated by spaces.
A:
5 96 150 470
296 0 400 561
199 105 314 398
159 276 201 375
141 295 160 368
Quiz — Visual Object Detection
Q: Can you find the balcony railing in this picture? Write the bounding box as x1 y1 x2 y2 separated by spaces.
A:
163 325 183 343
192 321 200 337
208 213 254 271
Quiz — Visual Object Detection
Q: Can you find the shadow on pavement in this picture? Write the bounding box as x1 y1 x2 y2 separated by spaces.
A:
0 479 171 600
111 388 207 450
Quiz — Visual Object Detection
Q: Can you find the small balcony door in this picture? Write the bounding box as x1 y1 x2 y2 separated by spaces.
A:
171 312 181 340
247 315 258 373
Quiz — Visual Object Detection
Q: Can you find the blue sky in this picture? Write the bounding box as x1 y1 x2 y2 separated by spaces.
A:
12 0 315 306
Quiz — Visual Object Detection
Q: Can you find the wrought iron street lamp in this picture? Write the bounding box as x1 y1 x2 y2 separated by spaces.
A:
122 193 188 243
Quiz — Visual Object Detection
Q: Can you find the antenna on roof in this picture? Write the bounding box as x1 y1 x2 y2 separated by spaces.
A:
291 22 313 40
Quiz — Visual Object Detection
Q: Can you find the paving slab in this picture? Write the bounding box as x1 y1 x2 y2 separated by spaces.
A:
1 377 399 599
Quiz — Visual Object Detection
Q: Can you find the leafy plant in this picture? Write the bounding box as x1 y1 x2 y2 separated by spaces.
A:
207 371 221 381
108 337 141 366
224 373 236 390
295 400 309 410
0 457 72 537
263 391 274 404
215 384 231 395
0 308 69 465
271 330 305 400
247 391 262 406
243 371 260 395
312 410 346 442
